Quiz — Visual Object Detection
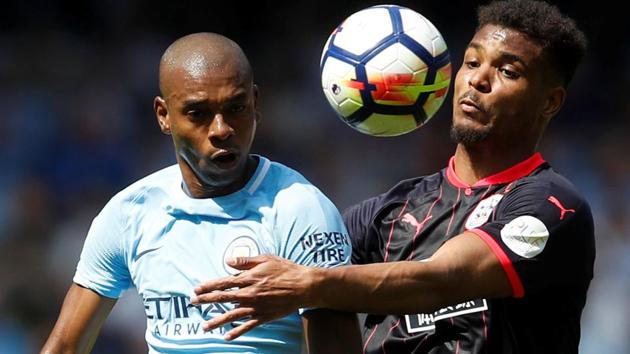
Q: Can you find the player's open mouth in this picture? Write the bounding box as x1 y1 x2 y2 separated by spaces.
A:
211 150 239 169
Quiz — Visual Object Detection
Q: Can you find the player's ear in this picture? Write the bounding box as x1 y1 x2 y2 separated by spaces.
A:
154 96 171 135
253 84 262 123
542 86 566 121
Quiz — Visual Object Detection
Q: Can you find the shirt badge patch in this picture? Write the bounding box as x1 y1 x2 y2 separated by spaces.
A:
465 194 504 230
500 215 549 258
223 236 260 275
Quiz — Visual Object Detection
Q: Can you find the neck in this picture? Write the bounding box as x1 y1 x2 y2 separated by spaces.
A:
453 143 536 186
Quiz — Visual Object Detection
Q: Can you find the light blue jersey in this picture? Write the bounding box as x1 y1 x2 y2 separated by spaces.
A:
73 156 351 353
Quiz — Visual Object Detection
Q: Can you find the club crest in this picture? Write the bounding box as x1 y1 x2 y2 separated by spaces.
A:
465 194 504 229
223 236 260 275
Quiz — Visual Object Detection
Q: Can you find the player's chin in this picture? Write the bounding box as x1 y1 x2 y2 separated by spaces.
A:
450 121 492 144
201 158 247 183
453 108 490 126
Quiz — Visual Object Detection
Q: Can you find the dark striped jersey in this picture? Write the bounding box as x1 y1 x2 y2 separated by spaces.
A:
344 153 595 354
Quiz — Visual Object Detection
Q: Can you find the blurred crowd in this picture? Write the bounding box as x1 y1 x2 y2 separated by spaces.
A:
1 1 628 353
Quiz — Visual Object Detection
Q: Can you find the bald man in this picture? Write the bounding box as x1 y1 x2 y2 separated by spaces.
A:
41 33 361 354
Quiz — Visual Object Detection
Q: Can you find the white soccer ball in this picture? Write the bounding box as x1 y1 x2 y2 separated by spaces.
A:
320 5 451 137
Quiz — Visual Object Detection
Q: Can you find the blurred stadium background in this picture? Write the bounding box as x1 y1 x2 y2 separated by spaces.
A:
1 0 627 353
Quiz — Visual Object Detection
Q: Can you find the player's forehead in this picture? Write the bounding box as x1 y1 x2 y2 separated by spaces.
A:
167 68 253 104
467 24 543 63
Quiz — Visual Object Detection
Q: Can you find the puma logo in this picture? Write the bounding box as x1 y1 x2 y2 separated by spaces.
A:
547 196 575 220
402 213 433 236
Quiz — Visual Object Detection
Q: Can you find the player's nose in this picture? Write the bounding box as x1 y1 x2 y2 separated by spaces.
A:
468 67 491 94
208 113 235 141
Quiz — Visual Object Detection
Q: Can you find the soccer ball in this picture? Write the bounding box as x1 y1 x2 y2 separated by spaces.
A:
320 5 451 137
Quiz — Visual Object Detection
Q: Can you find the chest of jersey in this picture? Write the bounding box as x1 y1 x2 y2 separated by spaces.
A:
126 212 303 349
129 214 274 295
377 184 505 262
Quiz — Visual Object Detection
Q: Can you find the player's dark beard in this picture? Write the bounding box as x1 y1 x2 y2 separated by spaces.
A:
449 124 491 144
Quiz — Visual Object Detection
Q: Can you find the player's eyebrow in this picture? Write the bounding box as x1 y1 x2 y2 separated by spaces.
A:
226 91 247 102
467 42 528 69
467 41 486 52
181 98 207 107
181 91 248 109
498 51 528 69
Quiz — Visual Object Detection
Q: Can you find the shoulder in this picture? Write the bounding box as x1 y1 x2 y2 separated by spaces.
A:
257 157 340 215
388 171 443 200
112 164 179 202
502 165 590 212
345 171 443 220
101 164 180 218
493 165 593 238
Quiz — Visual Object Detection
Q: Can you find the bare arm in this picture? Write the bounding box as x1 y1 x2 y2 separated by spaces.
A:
311 231 512 314
193 231 511 338
302 310 362 354
41 283 116 354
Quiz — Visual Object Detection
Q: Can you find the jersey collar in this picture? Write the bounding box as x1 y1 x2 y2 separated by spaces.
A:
446 152 546 188
165 155 271 217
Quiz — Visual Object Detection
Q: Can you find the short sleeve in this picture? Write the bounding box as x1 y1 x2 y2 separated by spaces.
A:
470 179 594 298
275 184 351 316
277 185 352 269
73 196 132 298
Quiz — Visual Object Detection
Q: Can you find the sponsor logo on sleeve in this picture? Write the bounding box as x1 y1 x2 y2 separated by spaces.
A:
465 194 504 230
297 231 350 263
500 215 549 258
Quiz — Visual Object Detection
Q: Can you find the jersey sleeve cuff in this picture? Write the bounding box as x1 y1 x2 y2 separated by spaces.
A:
73 274 124 299
469 228 525 298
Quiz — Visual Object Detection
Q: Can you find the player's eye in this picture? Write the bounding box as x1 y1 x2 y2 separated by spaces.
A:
187 110 207 120
499 67 520 79
465 60 480 69
228 104 247 113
